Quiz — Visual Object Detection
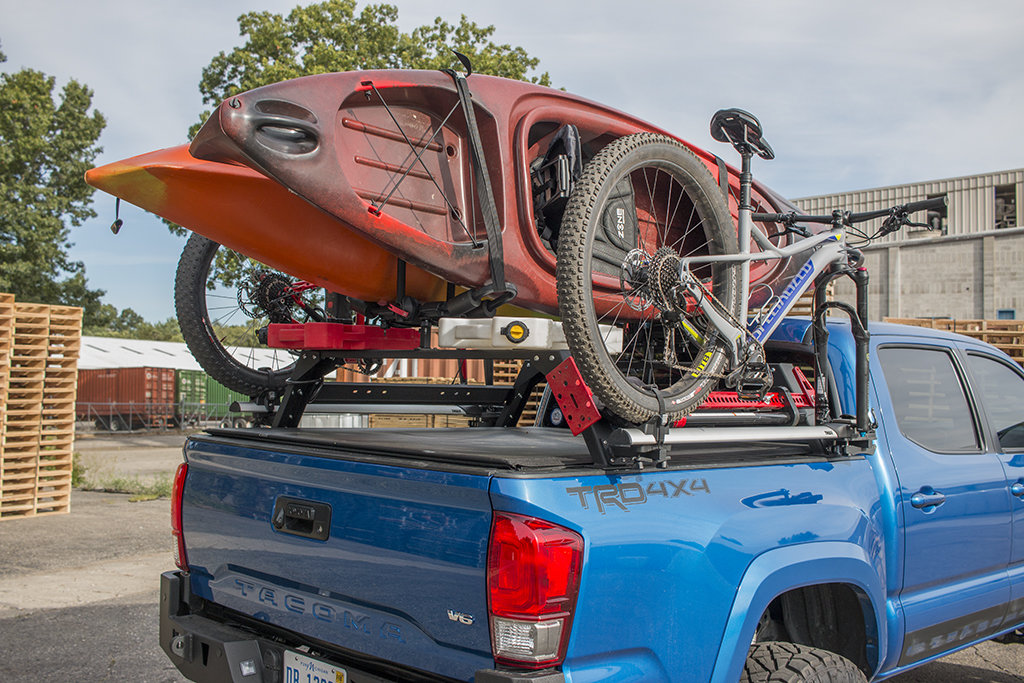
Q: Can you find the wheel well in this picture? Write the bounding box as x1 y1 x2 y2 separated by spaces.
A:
754 583 876 675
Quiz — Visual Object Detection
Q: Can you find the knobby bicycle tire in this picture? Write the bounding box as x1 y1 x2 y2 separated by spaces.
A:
556 133 740 424
175 234 304 396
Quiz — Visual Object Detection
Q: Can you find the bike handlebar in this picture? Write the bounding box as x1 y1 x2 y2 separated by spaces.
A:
752 196 947 230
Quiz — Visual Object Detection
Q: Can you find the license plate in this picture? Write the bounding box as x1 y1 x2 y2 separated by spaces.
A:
284 650 347 683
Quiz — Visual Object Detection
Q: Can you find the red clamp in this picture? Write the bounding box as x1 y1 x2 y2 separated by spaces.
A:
545 357 602 436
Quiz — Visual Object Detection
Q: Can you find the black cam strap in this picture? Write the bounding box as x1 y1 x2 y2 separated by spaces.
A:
449 71 507 294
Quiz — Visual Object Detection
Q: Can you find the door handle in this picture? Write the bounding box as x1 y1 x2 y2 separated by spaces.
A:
910 490 947 509
1012 482 1024 498
272 497 332 541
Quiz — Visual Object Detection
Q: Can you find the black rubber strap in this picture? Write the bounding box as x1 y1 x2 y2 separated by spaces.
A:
450 72 506 292
715 155 730 203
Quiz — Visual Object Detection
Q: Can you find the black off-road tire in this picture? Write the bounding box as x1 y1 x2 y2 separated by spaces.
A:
174 234 294 397
742 642 867 683
556 133 739 424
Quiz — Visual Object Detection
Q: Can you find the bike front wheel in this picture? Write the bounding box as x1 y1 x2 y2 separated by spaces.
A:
175 234 323 397
556 133 741 424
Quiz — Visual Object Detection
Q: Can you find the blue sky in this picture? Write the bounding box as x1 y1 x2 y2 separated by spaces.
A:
2 0 1022 321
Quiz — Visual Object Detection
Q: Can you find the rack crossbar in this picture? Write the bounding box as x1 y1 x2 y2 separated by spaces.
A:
613 424 846 447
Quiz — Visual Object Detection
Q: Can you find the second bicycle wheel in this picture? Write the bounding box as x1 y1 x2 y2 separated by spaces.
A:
556 133 740 424
175 233 324 397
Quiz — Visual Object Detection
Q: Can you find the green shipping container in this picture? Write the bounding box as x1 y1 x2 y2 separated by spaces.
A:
204 375 250 422
176 369 208 427
176 369 208 404
175 369 249 425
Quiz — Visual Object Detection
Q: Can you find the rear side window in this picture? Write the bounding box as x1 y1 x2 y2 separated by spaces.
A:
878 347 980 453
966 354 1024 451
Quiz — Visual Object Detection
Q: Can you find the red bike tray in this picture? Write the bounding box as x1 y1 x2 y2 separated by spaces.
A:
267 323 420 351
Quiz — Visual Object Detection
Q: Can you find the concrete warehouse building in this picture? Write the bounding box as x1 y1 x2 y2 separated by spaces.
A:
792 168 1023 321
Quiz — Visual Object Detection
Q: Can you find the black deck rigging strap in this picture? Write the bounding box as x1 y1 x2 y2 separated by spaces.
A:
448 71 508 294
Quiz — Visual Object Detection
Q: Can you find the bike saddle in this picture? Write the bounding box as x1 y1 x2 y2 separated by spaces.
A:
710 108 775 160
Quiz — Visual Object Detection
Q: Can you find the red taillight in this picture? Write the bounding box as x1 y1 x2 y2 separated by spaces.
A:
171 463 189 571
487 512 583 669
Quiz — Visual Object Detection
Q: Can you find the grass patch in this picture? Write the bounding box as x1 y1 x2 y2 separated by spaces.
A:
72 452 174 501
72 452 87 488
80 472 174 501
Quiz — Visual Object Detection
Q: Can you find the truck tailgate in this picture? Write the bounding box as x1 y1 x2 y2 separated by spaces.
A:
180 432 500 680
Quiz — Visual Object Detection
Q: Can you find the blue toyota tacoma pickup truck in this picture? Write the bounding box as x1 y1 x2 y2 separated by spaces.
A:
160 319 1024 682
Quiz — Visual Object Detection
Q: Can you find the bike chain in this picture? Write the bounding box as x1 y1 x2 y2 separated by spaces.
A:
618 250 759 383
665 261 760 382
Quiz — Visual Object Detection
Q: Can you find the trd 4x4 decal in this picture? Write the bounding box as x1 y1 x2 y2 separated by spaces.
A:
566 479 711 514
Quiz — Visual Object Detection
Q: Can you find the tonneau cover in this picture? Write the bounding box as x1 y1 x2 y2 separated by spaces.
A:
200 426 595 470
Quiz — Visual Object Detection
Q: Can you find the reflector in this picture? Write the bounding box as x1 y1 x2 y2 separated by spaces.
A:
171 463 189 571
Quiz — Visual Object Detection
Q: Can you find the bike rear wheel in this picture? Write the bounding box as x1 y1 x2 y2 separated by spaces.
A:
175 234 322 396
556 133 740 424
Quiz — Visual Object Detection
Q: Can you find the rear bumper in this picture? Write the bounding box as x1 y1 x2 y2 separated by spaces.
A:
160 571 564 683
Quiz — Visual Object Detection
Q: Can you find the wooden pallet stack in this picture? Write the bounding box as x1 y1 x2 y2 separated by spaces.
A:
884 318 1024 367
785 281 834 318
0 297 82 520
37 306 82 515
366 376 476 428
0 294 13 508
1 303 50 518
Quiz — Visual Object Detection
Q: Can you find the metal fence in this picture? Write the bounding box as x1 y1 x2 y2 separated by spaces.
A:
76 402 250 432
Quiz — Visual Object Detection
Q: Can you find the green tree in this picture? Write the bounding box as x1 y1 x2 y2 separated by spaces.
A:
196 1 549 132
171 1 548 241
0 46 108 323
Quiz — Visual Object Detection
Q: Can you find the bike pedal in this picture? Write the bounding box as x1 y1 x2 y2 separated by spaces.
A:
735 363 773 401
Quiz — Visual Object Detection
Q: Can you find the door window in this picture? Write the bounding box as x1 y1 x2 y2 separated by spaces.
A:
966 354 1024 451
878 347 980 453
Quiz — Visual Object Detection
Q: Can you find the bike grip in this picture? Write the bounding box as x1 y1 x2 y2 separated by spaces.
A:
752 212 833 225
904 196 947 213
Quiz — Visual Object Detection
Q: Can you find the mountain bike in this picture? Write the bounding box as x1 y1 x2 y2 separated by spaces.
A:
556 108 945 426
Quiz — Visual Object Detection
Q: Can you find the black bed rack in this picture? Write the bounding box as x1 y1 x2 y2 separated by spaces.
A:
234 343 872 470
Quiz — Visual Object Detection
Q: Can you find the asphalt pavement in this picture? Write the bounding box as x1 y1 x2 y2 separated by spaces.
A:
0 432 1021 682
0 489 186 682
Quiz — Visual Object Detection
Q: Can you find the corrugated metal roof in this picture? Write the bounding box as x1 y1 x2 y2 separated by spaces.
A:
793 168 1023 244
78 336 285 371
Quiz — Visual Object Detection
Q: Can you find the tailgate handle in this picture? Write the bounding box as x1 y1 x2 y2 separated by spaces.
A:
272 497 332 541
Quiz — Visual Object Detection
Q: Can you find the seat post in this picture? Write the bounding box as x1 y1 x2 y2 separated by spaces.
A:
737 148 755 315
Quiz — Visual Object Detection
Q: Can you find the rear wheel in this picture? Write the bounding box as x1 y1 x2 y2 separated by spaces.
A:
175 234 323 396
556 133 740 424
742 642 867 682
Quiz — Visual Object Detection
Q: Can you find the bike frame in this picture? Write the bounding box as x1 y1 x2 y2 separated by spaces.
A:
680 207 851 365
